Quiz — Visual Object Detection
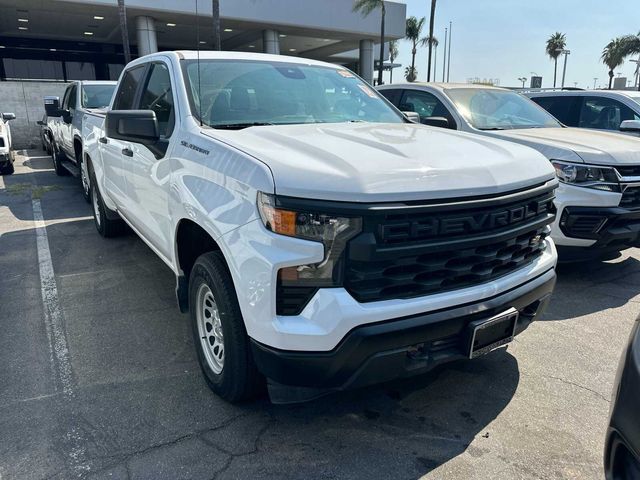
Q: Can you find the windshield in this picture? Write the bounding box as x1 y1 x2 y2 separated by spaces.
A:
445 88 561 130
627 93 640 107
81 84 116 109
181 59 404 128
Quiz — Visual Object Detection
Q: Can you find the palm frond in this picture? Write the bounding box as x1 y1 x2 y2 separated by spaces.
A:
352 0 383 16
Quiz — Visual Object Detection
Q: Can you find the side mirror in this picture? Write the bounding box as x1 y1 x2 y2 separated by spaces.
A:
106 110 166 158
1 112 16 121
421 116 450 129
44 96 62 117
620 120 640 133
402 111 421 123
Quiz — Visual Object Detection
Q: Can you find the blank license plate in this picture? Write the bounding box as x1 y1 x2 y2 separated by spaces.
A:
468 308 519 359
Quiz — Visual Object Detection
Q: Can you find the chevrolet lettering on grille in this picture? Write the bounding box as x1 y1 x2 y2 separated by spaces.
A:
380 198 551 241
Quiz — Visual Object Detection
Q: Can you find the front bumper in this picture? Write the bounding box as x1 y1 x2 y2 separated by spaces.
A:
250 268 555 390
557 206 640 260
605 321 640 479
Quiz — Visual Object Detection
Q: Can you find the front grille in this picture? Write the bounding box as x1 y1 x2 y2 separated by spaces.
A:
620 186 640 209
345 186 555 303
616 166 640 177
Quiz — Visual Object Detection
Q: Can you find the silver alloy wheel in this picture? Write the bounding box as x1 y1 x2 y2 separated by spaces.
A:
81 164 90 197
92 184 101 226
196 283 224 374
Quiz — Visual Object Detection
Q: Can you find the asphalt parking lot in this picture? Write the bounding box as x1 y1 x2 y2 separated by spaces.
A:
1 150 638 480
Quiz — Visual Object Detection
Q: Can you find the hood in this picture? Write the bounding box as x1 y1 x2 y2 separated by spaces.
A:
203 123 555 202
488 127 640 165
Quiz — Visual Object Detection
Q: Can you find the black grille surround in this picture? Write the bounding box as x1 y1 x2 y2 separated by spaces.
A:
344 184 556 304
620 186 640 210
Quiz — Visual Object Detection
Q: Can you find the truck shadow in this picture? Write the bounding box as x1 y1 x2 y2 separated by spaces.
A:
234 349 520 478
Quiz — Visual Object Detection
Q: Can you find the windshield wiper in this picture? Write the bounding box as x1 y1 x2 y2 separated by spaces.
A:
212 122 275 130
478 126 508 131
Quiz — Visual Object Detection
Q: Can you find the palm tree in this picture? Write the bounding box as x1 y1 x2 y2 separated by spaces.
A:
388 40 399 83
212 0 221 51
406 16 426 83
421 35 438 81
405 66 417 82
620 32 640 90
353 0 386 85
426 0 437 81
117 0 131 63
601 38 626 89
545 32 567 88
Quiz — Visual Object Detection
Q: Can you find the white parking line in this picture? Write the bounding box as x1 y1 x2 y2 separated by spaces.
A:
30 162 89 475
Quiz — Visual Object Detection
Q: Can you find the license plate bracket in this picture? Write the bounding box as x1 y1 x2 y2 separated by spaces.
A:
467 308 519 359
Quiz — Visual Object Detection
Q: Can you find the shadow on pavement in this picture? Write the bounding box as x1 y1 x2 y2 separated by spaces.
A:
542 255 640 321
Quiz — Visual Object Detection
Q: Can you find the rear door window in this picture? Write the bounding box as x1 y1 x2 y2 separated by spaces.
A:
529 96 581 126
399 89 457 128
378 89 402 107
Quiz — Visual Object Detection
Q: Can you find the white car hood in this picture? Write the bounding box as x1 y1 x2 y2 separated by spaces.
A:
488 127 640 165
204 122 555 202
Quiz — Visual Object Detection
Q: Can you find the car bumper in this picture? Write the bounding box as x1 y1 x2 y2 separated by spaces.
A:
250 268 555 390
222 220 558 352
605 321 640 479
0 152 10 165
556 206 640 260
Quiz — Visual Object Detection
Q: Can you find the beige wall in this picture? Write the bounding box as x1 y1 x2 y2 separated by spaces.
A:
0 81 69 149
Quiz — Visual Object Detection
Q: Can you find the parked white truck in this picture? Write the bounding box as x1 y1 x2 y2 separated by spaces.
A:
84 51 558 403
0 112 16 175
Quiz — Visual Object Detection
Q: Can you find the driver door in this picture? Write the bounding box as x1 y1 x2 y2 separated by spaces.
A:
125 61 176 259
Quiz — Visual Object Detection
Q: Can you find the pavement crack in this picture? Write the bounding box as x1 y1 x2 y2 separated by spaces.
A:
543 374 611 403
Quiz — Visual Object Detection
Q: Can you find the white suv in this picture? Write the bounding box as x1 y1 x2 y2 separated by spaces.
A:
378 83 640 261
526 90 640 136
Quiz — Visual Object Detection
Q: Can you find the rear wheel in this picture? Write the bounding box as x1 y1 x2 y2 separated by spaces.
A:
89 168 124 238
0 161 14 175
189 251 262 402
52 143 68 176
80 159 90 203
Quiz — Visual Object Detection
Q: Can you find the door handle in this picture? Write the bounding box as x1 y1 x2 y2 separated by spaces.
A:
122 148 133 157
99 137 108 144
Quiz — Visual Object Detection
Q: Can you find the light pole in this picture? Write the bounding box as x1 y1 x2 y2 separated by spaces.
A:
556 49 570 89
517 77 527 88
593 77 598 89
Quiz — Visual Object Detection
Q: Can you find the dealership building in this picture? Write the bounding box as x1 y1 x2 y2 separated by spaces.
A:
0 0 406 84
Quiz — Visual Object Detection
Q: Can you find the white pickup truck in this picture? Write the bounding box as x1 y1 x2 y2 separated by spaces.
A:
83 51 558 403
0 112 16 175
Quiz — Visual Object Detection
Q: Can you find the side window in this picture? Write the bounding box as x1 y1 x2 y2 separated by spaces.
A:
400 90 456 128
530 96 581 126
139 62 175 138
113 66 146 110
67 85 78 110
61 85 73 110
579 97 639 130
378 89 402 107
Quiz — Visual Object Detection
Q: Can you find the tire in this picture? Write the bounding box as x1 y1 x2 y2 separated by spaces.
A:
80 158 91 203
89 168 124 238
52 143 68 176
0 161 14 175
189 251 262 402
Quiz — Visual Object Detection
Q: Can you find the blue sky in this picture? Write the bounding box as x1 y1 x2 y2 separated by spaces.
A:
386 0 640 88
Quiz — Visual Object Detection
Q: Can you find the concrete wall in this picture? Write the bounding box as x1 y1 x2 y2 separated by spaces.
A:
0 81 69 149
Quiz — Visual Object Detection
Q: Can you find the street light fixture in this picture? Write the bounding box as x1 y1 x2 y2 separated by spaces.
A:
555 49 570 89
517 77 527 88
593 77 598 89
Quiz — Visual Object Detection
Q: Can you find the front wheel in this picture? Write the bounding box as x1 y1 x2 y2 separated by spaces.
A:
89 169 124 238
189 251 262 402
0 161 14 175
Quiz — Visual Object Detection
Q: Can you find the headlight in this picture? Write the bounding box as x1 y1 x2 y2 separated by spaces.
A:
551 160 619 192
257 192 362 287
